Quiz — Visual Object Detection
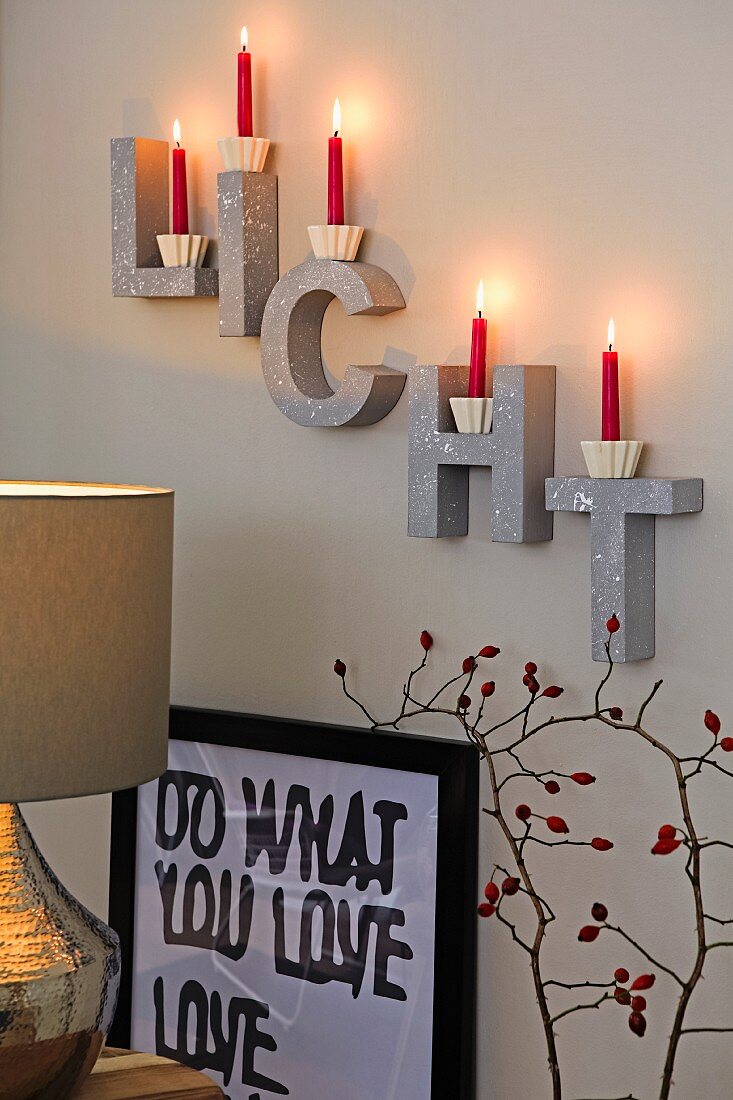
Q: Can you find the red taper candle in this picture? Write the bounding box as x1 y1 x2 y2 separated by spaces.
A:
468 280 488 398
171 119 189 235
237 26 253 138
602 317 620 441
328 98 345 225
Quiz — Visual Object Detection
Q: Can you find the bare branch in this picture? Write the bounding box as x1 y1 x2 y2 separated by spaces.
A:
602 924 684 986
680 1027 733 1035
544 978 616 991
550 991 613 1026
635 678 663 727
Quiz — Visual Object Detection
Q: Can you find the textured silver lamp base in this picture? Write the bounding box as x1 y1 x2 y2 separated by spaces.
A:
0 804 119 1099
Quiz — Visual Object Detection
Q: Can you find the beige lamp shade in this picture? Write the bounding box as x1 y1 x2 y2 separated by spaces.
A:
0 482 173 802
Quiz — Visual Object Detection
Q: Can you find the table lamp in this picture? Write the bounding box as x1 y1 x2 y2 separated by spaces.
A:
0 482 173 1099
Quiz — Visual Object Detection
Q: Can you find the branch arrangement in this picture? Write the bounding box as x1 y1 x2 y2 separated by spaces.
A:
332 618 732 1100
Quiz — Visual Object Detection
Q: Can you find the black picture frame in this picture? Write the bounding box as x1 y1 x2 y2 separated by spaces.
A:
109 706 478 1098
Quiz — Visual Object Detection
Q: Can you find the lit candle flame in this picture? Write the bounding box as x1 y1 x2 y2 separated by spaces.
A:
332 97 341 136
241 25 248 51
476 279 485 316
173 118 181 146
607 317 615 351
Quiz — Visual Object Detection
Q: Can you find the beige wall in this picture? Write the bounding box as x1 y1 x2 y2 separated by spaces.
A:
2 0 732 1096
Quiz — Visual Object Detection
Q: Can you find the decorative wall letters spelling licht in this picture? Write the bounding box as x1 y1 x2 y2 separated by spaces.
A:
545 476 703 662
408 364 556 542
109 128 705 661
259 259 406 427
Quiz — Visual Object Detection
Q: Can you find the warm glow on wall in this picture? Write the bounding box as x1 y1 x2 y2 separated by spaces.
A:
484 277 513 315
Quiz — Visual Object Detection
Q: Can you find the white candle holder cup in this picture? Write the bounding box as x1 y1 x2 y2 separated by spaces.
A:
307 224 364 261
449 396 494 434
581 440 644 479
156 234 209 269
217 136 271 173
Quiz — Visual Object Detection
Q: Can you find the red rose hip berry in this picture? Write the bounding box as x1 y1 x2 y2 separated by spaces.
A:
484 882 500 904
630 974 655 991
628 1011 647 1037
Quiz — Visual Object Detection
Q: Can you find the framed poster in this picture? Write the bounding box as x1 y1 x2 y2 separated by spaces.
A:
109 707 477 1099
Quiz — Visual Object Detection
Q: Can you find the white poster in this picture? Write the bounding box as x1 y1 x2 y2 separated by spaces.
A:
130 737 440 1099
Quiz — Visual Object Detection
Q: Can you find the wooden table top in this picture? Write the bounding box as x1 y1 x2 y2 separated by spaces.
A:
77 1047 224 1099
